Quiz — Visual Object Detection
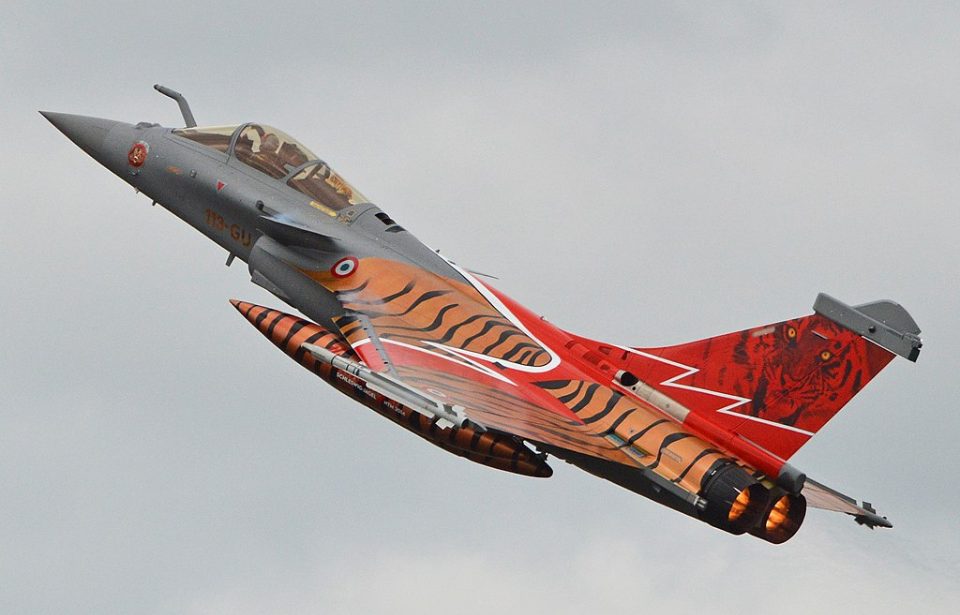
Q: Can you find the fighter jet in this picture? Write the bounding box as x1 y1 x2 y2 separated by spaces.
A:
43 85 922 543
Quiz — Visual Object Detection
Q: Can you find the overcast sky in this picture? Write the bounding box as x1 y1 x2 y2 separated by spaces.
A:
3 2 959 614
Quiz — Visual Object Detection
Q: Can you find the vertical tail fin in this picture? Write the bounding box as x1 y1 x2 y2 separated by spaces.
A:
605 295 921 460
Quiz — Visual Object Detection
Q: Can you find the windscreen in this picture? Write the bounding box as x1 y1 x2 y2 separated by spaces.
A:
171 125 237 153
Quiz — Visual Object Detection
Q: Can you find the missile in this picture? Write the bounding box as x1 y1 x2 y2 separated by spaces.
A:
231 300 552 477
300 341 473 430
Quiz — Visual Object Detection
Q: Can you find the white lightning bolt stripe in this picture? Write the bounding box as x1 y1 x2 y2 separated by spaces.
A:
617 345 751 413
615 345 815 437
435 256 562 374
421 341 519 385
352 338 517 385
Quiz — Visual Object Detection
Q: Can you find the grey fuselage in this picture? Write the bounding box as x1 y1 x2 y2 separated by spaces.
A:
43 113 460 326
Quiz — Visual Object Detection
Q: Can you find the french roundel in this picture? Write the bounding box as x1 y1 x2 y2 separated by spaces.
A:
331 257 359 278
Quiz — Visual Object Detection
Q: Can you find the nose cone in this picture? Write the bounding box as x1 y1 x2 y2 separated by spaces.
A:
41 111 123 161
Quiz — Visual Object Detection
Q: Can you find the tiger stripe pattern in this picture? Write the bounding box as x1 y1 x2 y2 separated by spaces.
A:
231 300 551 477
392 364 641 467
299 258 552 369
231 300 358 378
534 379 730 494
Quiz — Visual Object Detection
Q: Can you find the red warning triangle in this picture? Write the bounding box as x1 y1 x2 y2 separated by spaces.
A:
217 181 225 191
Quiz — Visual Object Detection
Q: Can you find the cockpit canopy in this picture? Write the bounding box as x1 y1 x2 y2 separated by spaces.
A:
233 124 316 179
172 123 369 212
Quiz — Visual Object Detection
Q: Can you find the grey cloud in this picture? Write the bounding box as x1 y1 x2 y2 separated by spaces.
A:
4 2 958 614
